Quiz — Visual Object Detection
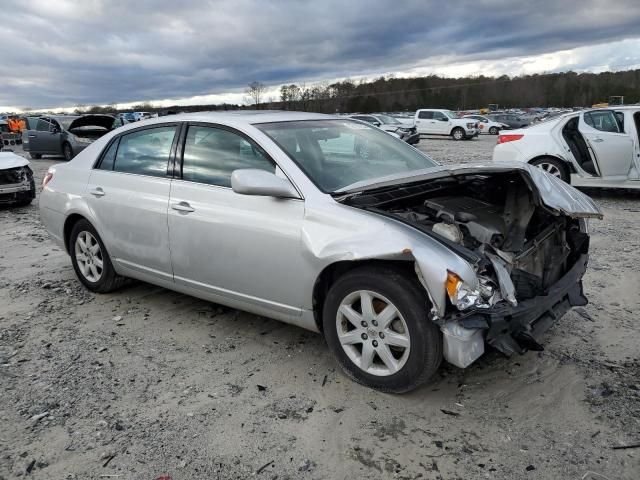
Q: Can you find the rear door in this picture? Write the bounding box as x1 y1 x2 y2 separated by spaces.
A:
86 124 179 281
415 110 434 134
579 110 634 178
167 123 306 318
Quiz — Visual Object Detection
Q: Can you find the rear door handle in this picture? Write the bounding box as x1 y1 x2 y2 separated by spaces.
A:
593 138 604 143
89 187 105 197
171 201 195 213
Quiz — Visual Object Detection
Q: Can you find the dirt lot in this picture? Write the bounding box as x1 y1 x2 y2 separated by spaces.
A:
1 135 639 479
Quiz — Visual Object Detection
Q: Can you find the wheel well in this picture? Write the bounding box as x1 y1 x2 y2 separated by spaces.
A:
311 259 416 332
63 213 86 253
450 126 464 135
529 155 576 174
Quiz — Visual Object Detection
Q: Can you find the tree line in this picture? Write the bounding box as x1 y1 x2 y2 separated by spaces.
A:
256 68 640 112
59 68 640 116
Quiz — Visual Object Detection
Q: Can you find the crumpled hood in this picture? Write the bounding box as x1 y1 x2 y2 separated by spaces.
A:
337 161 603 219
68 115 116 131
0 151 29 170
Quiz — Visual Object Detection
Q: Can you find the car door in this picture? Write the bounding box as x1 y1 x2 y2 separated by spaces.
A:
431 111 451 134
28 118 58 153
168 123 306 319
415 111 434 134
86 124 179 282
579 110 634 178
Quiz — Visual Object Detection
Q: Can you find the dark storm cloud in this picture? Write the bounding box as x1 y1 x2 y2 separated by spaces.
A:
1 0 639 108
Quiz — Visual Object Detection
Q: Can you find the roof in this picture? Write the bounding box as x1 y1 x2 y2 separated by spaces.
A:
151 110 337 125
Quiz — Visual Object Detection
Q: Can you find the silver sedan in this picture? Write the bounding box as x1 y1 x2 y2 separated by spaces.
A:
39 111 602 392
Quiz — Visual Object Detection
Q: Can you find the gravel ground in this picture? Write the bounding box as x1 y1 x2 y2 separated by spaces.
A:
1 135 639 479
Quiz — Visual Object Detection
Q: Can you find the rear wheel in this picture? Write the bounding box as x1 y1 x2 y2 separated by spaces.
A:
29 153 42 159
451 127 465 141
69 219 126 293
63 142 74 161
323 265 442 393
531 157 569 183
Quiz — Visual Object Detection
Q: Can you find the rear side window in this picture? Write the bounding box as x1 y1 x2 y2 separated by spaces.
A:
98 139 119 170
113 126 177 177
181 125 274 187
418 111 433 119
584 111 620 133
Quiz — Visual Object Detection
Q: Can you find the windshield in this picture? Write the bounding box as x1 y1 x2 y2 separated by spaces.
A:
377 114 402 125
443 111 458 119
257 119 438 192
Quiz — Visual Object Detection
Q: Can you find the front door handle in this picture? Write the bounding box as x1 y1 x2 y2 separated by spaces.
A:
592 138 604 143
171 201 195 213
89 187 105 197
28 134 37 138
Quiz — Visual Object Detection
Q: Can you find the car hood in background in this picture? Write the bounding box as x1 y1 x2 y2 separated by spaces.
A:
336 161 603 219
0 151 29 170
68 115 116 131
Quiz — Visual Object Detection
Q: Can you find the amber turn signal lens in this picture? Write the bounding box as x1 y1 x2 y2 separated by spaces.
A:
446 271 462 297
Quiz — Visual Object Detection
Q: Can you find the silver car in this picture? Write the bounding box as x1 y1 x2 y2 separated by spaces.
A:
39 111 602 392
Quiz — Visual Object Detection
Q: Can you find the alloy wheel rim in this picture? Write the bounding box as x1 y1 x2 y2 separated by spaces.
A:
537 162 562 178
453 130 463 139
336 290 411 377
74 231 104 282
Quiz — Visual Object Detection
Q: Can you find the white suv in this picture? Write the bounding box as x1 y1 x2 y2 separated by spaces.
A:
414 109 479 140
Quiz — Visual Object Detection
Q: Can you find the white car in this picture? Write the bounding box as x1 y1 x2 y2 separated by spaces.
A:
414 109 479 140
493 106 640 188
348 114 420 144
0 151 36 206
463 114 508 135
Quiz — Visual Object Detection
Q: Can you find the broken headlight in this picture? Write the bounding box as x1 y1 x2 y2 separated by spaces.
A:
446 271 498 310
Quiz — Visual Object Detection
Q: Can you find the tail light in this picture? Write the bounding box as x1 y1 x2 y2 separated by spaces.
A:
42 169 54 187
497 134 524 144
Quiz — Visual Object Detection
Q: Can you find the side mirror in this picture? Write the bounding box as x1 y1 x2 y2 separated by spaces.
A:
51 127 60 134
231 169 300 199
372 121 381 127
439 117 448 122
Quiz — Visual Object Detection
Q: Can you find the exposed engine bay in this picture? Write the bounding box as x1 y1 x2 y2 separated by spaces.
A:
343 171 590 312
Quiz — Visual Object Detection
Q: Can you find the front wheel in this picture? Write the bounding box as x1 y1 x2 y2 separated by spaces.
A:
70 219 126 293
63 142 74 161
451 127 465 141
489 126 499 135
531 157 569 183
323 265 442 393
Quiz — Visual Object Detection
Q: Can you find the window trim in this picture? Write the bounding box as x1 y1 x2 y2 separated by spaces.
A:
92 122 181 177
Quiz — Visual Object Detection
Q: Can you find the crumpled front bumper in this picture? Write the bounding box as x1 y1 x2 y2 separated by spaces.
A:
448 253 589 356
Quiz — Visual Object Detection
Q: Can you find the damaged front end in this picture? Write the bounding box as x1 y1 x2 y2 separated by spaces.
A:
339 166 601 368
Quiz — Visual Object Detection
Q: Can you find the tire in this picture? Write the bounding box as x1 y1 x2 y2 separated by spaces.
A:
63 142 74 161
489 126 499 135
69 219 126 293
14 199 32 207
29 153 42 159
323 265 442 393
531 157 569 183
451 127 465 141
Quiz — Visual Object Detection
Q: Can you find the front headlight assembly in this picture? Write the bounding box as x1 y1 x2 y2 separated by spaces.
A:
445 271 499 310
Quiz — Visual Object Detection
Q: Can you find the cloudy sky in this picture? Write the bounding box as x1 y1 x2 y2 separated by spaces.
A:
2 0 640 111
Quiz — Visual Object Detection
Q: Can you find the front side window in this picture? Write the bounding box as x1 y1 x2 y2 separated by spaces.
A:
257 120 438 192
36 119 51 132
584 111 620 133
433 111 448 121
113 126 177 177
181 125 274 187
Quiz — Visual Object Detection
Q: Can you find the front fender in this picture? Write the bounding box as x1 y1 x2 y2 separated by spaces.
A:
302 203 477 318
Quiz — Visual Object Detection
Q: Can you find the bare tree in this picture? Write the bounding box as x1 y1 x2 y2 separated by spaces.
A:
245 81 266 108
